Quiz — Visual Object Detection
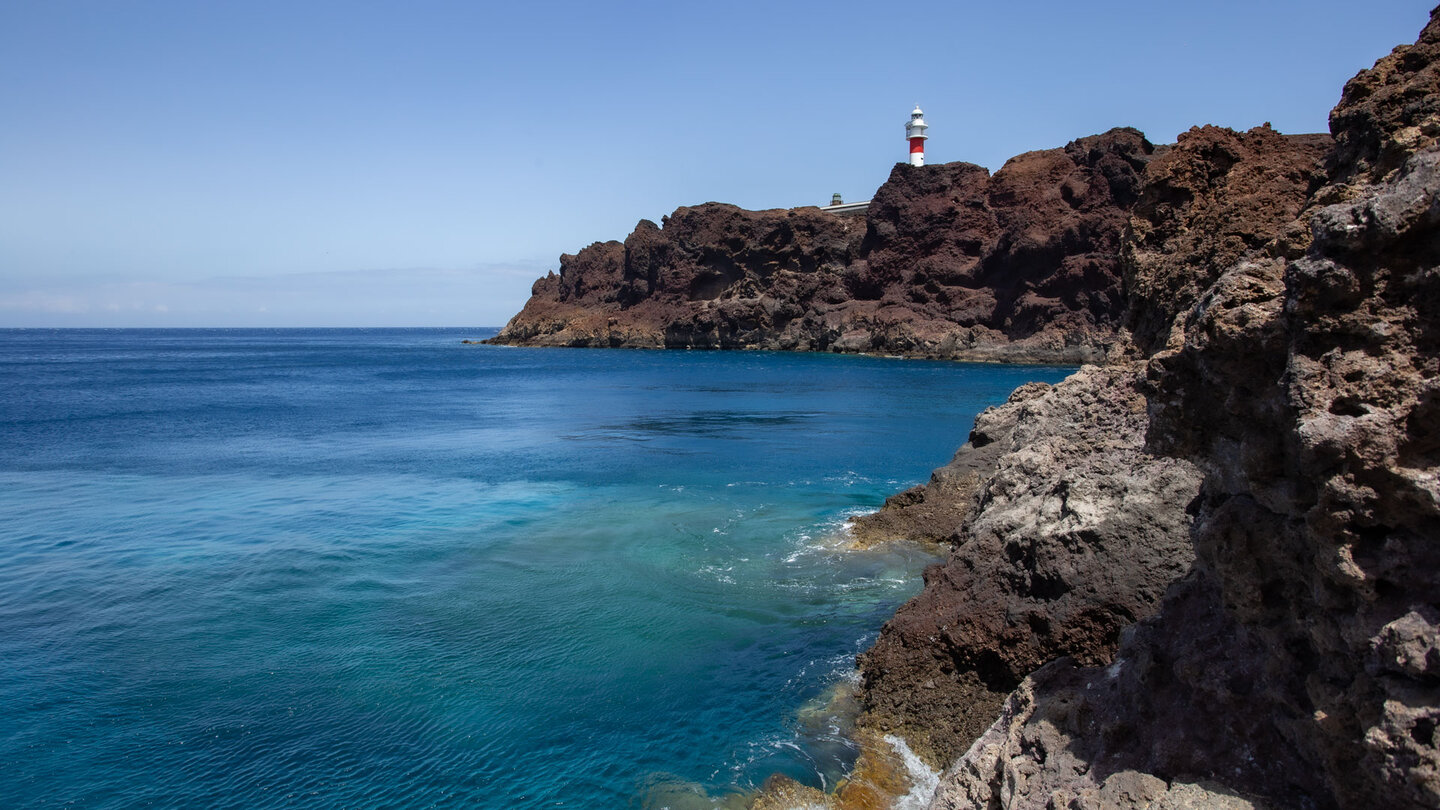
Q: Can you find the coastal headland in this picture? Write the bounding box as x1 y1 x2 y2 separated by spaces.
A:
487 127 1327 366
491 8 1440 808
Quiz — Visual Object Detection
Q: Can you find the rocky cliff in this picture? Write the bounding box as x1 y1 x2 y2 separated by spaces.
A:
849 8 1440 809
484 7 1439 808
491 125 1336 364
489 129 1170 363
1123 125 1332 354
855 365 1203 768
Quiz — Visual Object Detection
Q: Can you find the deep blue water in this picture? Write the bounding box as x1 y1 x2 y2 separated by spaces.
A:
0 328 1070 808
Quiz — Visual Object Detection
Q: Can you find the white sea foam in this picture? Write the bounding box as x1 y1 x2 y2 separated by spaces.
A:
697 563 736 585
883 734 941 810
784 653 859 689
781 509 872 563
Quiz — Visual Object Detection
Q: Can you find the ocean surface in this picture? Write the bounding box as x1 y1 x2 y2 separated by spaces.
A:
0 328 1071 809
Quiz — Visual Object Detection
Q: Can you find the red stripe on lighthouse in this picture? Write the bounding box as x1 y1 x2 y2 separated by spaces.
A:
909 138 925 154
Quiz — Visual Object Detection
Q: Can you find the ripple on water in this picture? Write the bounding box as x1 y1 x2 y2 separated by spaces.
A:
0 330 1070 809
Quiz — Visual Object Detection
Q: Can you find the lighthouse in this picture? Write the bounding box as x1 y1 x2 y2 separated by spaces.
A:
905 106 929 166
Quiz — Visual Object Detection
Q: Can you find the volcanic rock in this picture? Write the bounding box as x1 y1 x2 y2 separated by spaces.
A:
847 77 1335 796
489 129 1160 363
855 364 1202 767
918 8 1440 808
846 381 1053 548
489 204 866 350
482 7 1440 806
1123 124 1331 354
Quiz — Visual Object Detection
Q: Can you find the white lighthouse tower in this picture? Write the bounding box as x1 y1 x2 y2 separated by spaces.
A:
905 106 929 166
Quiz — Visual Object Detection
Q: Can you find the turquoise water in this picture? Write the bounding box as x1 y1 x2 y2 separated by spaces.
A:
0 328 1070 808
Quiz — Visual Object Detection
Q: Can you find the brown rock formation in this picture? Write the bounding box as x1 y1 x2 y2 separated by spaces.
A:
912 7 1440 809
482 7 1440 806
1123 124 1331 354
846 381 1054 548
489 129 1160 364
855 365 1203 767
849 121 1329 773
486 204 867 350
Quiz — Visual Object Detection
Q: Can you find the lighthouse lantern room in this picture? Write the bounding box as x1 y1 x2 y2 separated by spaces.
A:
905 106 929 166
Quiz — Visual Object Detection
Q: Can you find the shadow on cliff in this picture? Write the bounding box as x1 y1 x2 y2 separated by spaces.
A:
880 8 1440 809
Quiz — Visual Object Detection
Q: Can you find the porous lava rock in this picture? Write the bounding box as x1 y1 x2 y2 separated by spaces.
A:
488 129 1159 363
1123 124 1332 354
919 8 1440 808
485 204 867 350
855 364 1203 768
845 70 1334 810
846 381 1054 548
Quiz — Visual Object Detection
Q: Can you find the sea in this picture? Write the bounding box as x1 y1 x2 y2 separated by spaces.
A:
0 327 1071 809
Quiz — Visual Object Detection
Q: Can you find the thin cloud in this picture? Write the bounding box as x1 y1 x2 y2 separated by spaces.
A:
0 264 548 327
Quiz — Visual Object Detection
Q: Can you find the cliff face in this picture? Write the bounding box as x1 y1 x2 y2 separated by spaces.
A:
485 8 1439 807
489 129 1161 363
851 129 1154 361
1129 14 1440 803
853 9 1440 809
851 120 1331 771
1123 125 1332 354
855 365 1203 767
490 204 869 350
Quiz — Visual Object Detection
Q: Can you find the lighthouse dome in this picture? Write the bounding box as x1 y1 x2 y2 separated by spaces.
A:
911 106 924 117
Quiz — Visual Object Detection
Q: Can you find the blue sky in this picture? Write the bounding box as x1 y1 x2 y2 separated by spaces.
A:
1 0 1434 327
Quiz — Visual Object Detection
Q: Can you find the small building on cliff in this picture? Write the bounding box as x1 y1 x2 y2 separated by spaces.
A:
820 106 930 216
822 192 870 215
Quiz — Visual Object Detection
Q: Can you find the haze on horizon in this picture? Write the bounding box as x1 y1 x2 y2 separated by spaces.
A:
1 0 1433 328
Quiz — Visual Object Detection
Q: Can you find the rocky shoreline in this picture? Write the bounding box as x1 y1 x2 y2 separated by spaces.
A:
494 8 1440 808
485 127 1164 364
853 10 1440 808
487 124 1329 367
